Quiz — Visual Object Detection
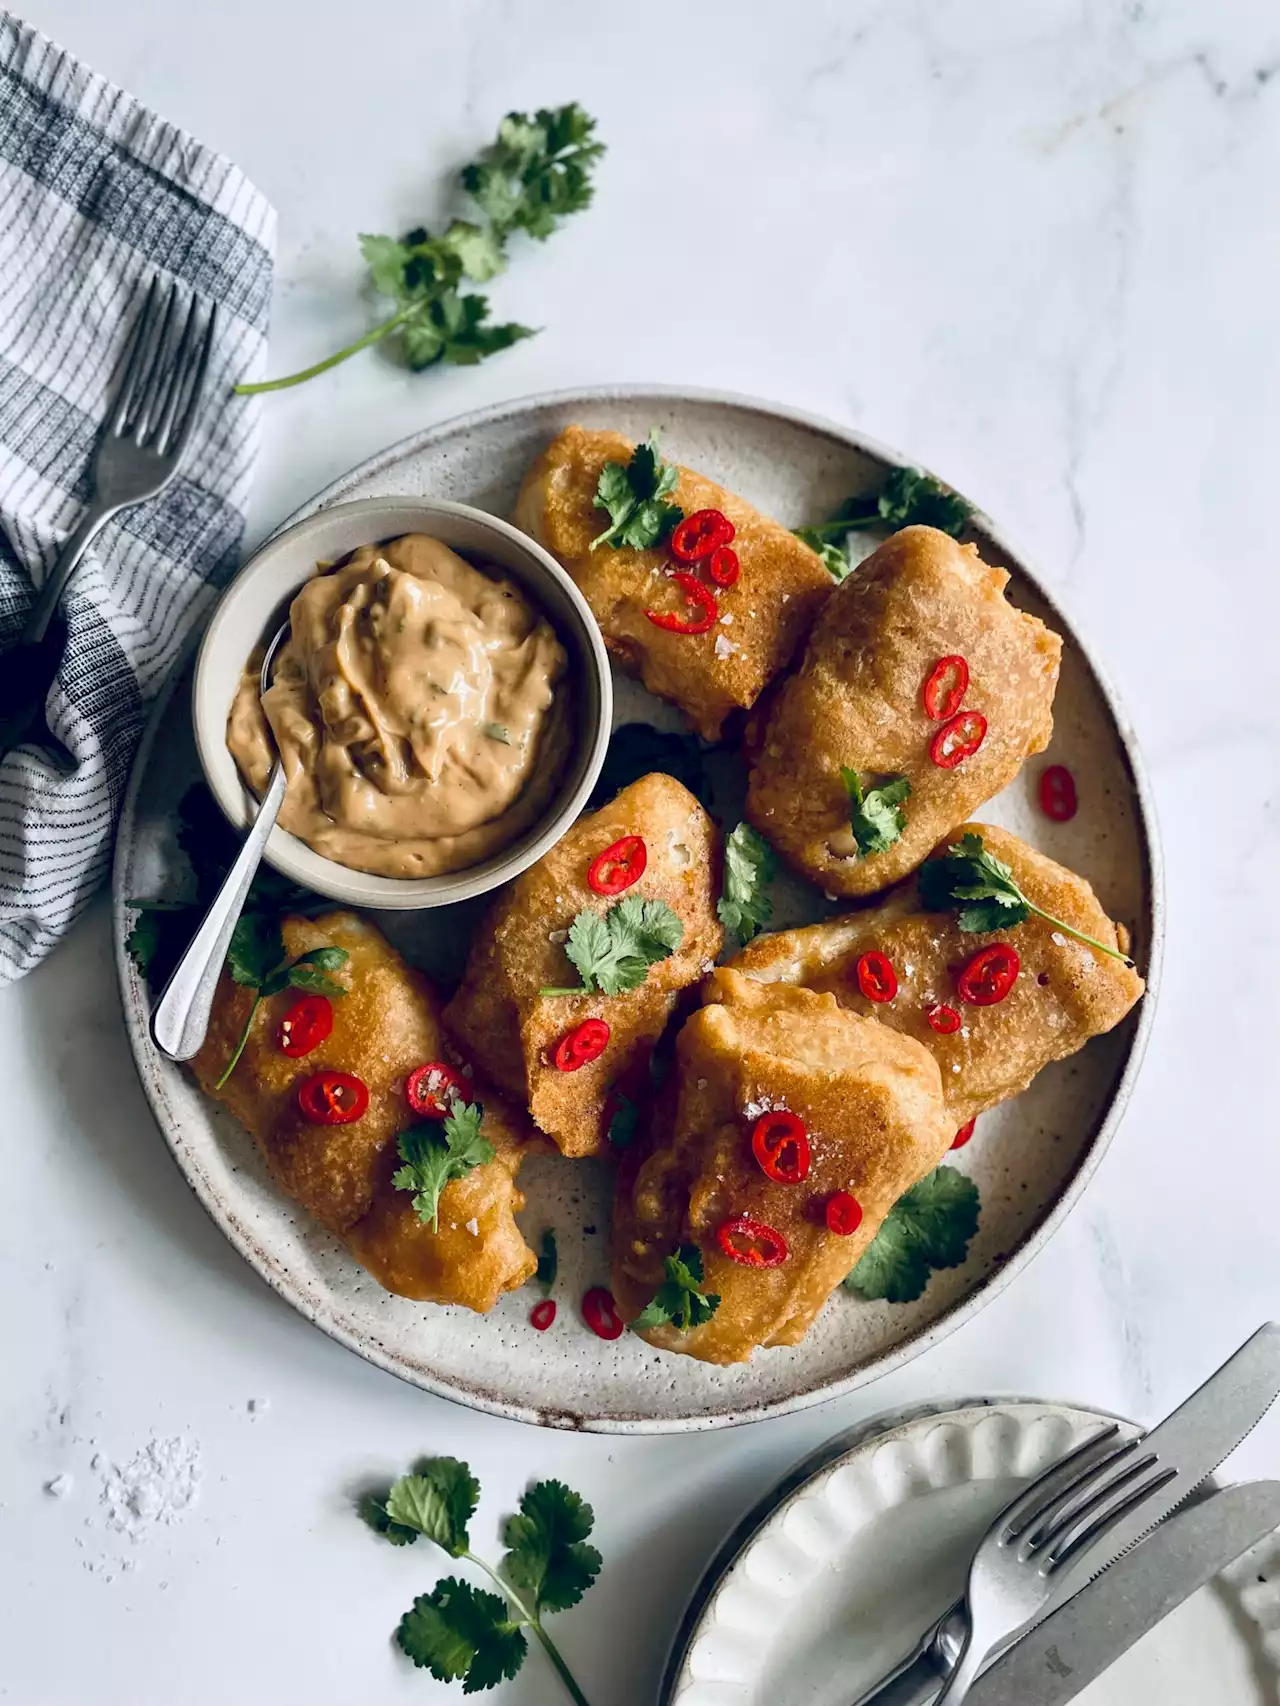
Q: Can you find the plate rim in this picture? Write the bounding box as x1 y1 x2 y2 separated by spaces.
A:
112 383 1165 1433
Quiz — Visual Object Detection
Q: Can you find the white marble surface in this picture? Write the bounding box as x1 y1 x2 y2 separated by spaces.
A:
3 1 1280 1701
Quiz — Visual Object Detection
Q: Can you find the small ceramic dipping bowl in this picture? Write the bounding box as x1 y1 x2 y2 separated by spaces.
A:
192 495 612 910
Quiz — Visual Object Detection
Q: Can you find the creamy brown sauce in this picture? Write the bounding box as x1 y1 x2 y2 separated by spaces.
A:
227 535 569 878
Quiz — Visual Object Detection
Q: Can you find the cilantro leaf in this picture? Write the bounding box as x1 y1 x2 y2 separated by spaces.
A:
606 1093 639 1150
717 822 776 944
795 467 974 580
590 432 684 551
393 1104 496 1231
284 945 349 996
876 466 973 535
632 1244 721 1334
360 1492 420 1547
124 900 192 979
845 1166 980 1303
237 104 602 395
398 1577 527 1691
384 1459 480 1556
840 770 912 857
536 1229 557 1294
794 527 855 582
917 832 1133 963
227 911 285 989
546 895 684 997
587 721 708 810
502 1480 602 1614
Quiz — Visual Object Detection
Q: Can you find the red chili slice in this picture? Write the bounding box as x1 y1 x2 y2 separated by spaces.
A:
276 993 333 1058
588 835 647 896
581 1287 624 1340
750 1110 811 1185
951 1118 976 1149
825 1191 864 1236
716 1216 789 1268
927 1002 962 1035
670 508 734 563
644 571 719 635
405 1060 468 1118
707 545 740 586
922 654 970 720
530 1299 557 1331
553 1018 611 1072
930 709 988 768
297 1069 369 1125
856 950 898 1003
957 944 1021 1006
1039 764 1078 822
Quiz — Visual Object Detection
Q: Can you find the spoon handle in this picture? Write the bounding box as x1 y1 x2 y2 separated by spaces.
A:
150 763 288 1061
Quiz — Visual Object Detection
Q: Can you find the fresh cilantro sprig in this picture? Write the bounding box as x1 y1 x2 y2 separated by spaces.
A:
632 1244 721 1334
717 822 776 945
840 769 912 857
363 1457 601 1704
917 832 1133 965
540 895 684 997
536 1229 558 1294
393 1103 496 1232
235 104 603 395
795 467 974 580
845 1166 980 1303
216 917 348 1088
590 432 684 552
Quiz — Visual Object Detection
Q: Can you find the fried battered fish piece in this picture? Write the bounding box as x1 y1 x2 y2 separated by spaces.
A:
515 425 833 740
444 772 722 1156
746 526 1062 896
709 823 1144 1128
192 910 537 1311
612 975 952 1364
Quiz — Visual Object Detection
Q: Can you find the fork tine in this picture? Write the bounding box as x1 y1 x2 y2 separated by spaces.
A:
1024 1449 1161 1555
164 304 216 462
1044 1464 1179 1574
108 275 163 434
997 1424 1127 1542
127 279 179 439
146 291 201 452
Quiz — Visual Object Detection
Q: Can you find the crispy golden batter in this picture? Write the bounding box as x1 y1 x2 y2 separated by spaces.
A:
444 773 722 1156
612 976 951 1364
746 526 1062 896
191 910 537 1312
514 425 833 740
710 823 1145 1128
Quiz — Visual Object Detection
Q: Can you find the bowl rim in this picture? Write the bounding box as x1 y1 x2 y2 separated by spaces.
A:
191 493 613 910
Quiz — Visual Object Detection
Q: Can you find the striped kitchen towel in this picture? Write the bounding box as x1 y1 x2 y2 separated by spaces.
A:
0 13 274 980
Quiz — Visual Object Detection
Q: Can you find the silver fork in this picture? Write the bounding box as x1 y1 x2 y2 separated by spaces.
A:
930 1421 1177 1705
0 274 216 760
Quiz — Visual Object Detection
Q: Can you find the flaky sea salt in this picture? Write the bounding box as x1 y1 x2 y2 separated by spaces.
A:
1051 931 1068 947
100 1437 201 1542
714 634 738 659
465 1218 480 1238
44 1474 73 1498
743 1095 784 1121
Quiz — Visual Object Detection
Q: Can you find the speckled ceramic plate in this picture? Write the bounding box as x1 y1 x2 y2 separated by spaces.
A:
662 1400 1280 1705
112 387 1162 1431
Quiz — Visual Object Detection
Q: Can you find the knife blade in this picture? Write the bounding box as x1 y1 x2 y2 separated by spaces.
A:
966 1480 1280 1706
848 1322 1280 1706
1051 1322 1280 1599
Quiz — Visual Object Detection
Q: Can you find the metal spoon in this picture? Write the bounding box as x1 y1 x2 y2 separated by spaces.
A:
150 619 292 1061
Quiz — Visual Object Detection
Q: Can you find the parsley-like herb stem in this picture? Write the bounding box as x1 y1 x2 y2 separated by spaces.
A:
234 307 413 395
1017 902 1132 964
214 996 262 1089
539 984 588 997
462 1554 591 1706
